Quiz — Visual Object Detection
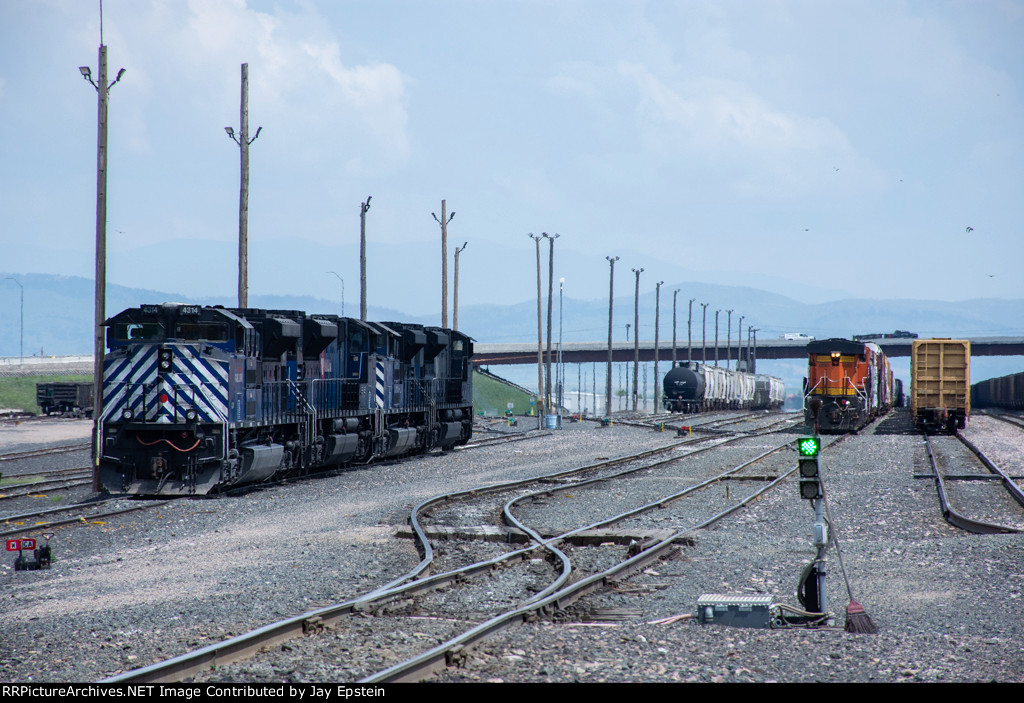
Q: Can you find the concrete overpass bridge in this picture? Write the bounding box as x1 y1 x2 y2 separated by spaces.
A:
472 337 1024 367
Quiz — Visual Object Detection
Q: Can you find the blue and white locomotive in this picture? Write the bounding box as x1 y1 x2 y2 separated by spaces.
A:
99 303 473 495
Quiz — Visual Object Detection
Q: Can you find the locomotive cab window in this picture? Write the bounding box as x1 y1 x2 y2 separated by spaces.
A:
174 323 229 342
115 322 164 341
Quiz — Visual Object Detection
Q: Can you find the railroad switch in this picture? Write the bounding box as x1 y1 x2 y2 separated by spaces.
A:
7 534 54 571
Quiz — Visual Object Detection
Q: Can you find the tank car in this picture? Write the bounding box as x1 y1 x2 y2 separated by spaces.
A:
663 362 784 413
98 303 473 496
803 338 892 432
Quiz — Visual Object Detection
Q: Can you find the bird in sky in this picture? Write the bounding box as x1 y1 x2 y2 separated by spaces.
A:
985 273 995 278
966 226 974 233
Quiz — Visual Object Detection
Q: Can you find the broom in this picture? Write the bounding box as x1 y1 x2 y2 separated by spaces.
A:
819 462 878 634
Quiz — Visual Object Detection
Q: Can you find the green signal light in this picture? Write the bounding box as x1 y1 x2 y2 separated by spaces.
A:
798 437 820 457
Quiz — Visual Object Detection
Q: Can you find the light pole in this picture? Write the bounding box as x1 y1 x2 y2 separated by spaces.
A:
672 289 679 366
700 303 708 364
738 315 745 371
605 256 619 417
714 310 720 366
80 28 125 491
432 202 455 328
4 277 23 364
224 63 262 309
632 267 643 413
654 281 663 412
360 196 371 321
558 277 564 425
543 233 559 414
751 328 759 374
453 241 468 331
327 272 345 316
726 309 734 371
688 298 696 363
530 233 544 424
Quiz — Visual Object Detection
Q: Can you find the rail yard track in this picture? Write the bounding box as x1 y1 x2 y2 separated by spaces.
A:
99 411 825 683
922 431 1024 534
6 408 1024 684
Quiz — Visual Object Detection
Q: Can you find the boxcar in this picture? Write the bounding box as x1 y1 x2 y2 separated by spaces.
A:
911 339 970 433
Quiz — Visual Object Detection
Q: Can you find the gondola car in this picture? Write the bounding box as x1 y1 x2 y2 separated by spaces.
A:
971 371 1024 411
803 338 893 432
98 303 472 495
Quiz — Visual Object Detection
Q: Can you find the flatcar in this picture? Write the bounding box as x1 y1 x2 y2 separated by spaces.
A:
803 338 893 432
98 303 473 496
662 362 784 413
910 338 970 433
971 371 1024 411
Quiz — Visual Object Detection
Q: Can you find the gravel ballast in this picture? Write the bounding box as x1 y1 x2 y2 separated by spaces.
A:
1 410 1022 683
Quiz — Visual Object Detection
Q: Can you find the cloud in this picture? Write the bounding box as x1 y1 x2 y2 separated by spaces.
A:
93 0 411 167
617 61 884 198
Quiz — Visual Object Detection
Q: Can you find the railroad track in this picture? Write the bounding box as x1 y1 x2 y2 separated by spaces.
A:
979 411 1024 432
0 442 91 464
0 468 93 500
922 432 1024 534
0 495 169 539
102 422 841 683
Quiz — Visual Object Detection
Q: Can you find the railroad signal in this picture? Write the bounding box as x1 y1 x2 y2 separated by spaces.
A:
798 437 822 500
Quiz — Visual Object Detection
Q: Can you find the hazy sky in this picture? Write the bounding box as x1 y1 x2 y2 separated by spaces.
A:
2 0 1022 317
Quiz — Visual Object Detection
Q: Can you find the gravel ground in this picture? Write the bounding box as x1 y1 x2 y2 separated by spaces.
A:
433 408 1024 683
2 409 1022 683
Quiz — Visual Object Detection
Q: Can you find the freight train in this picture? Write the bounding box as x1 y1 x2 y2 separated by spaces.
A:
971 371 1024 411
98 303 473 496
662 362 784 413
803 338 894 432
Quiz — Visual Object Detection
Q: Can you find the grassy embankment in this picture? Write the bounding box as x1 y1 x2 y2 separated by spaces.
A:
472 369 536 417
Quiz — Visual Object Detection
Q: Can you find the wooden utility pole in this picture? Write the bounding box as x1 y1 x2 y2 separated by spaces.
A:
360 196 371 321
238 64 250 308
225 63 261 308
453 241 467 330
432 201 454 328
80 17 125 489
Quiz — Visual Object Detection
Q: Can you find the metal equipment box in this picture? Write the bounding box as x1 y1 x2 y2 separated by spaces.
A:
696 593 779 629
911 339 970 432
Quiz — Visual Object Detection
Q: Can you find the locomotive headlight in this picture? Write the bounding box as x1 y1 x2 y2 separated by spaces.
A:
160 359 172 370
185 409 198 422
121 409 133 420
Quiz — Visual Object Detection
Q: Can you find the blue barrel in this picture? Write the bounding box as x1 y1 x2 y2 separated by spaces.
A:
544 414 558 429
